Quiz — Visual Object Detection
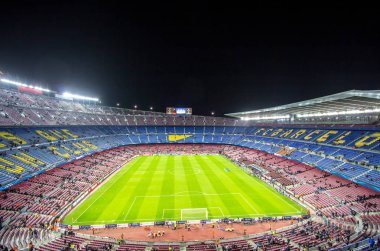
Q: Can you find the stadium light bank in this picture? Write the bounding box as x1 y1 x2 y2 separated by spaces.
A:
296 109 380 118
0 78 51 93
62 92 99 102
241 115 290 121
240 108 380 121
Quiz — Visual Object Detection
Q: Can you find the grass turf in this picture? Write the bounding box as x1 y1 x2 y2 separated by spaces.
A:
62 155 307 225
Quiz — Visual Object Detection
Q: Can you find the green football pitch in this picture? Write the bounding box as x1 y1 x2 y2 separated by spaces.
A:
62 155 307 225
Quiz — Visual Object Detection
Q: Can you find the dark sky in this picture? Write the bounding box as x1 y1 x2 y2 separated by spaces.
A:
0 2 380 116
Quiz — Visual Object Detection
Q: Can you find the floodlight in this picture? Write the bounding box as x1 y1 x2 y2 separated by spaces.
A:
241 115 290 121
296 108 380 118
0 78 51 92
62 92 99 102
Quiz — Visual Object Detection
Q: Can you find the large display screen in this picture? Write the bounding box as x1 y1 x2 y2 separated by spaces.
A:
166 107 192 115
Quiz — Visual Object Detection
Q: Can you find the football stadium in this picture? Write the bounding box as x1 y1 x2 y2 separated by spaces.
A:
1 4 380 251
0 77 380 250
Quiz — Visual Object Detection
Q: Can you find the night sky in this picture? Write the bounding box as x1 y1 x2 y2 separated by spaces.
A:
0 2 379 116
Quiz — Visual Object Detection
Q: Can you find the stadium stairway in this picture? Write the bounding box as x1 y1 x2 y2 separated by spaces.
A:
355 213 364 232
0 226 50 250
246 240 255 249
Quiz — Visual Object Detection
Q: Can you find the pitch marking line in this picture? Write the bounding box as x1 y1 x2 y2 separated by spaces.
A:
174 191 205 195
135 192 242 198
253 178 302 214
71 158 141 223
122 192 260 221
237 193 259 214
123 197 138 221
215 207 225 218
75 211 303 224
161 207 225 220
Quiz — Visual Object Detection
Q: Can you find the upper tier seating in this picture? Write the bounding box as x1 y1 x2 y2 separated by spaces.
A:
0 86 242 127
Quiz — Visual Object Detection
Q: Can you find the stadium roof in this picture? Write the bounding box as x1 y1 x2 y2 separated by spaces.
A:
226 90 380 120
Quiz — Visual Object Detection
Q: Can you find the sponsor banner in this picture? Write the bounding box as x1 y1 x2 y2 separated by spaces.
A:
222 218 231 223
200 220 211 224
60 224 69 229
176 220 186 224
105 224 117 228
141 222 154 226
241 218 254 223
117 224 129 228
168 134 194 142
79 225 91 229
129 223 140 227
262 217 272 220
282 216 292 220
154 221 166 226
187 220 200 224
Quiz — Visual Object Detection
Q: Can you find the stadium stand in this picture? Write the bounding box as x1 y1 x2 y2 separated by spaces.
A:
1 84 380 250
1 125 380 191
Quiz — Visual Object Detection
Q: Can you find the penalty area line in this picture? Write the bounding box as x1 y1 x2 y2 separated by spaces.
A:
238 193 259 214
68 158 140 224
123 196 138 220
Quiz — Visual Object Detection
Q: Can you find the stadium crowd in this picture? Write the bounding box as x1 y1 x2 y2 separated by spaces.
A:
0 85 380 250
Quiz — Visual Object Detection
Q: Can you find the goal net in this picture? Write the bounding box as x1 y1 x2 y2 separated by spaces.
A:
181 208 208 220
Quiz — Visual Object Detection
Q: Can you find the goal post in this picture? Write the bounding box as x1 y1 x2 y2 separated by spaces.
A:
180 208 208 220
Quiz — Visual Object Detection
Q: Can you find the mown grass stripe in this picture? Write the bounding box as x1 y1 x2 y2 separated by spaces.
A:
187 156 227 218
71 156 145 223
210 155 305 214
205 155 266 212
182 156 210 216
125 156 162 221
173 156 190 217
155 156 175 220
135 155 168 220
100 156 152 222
195 155 251 217
62 154 307 225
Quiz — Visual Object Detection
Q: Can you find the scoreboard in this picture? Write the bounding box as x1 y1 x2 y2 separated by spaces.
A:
166 107 192 115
